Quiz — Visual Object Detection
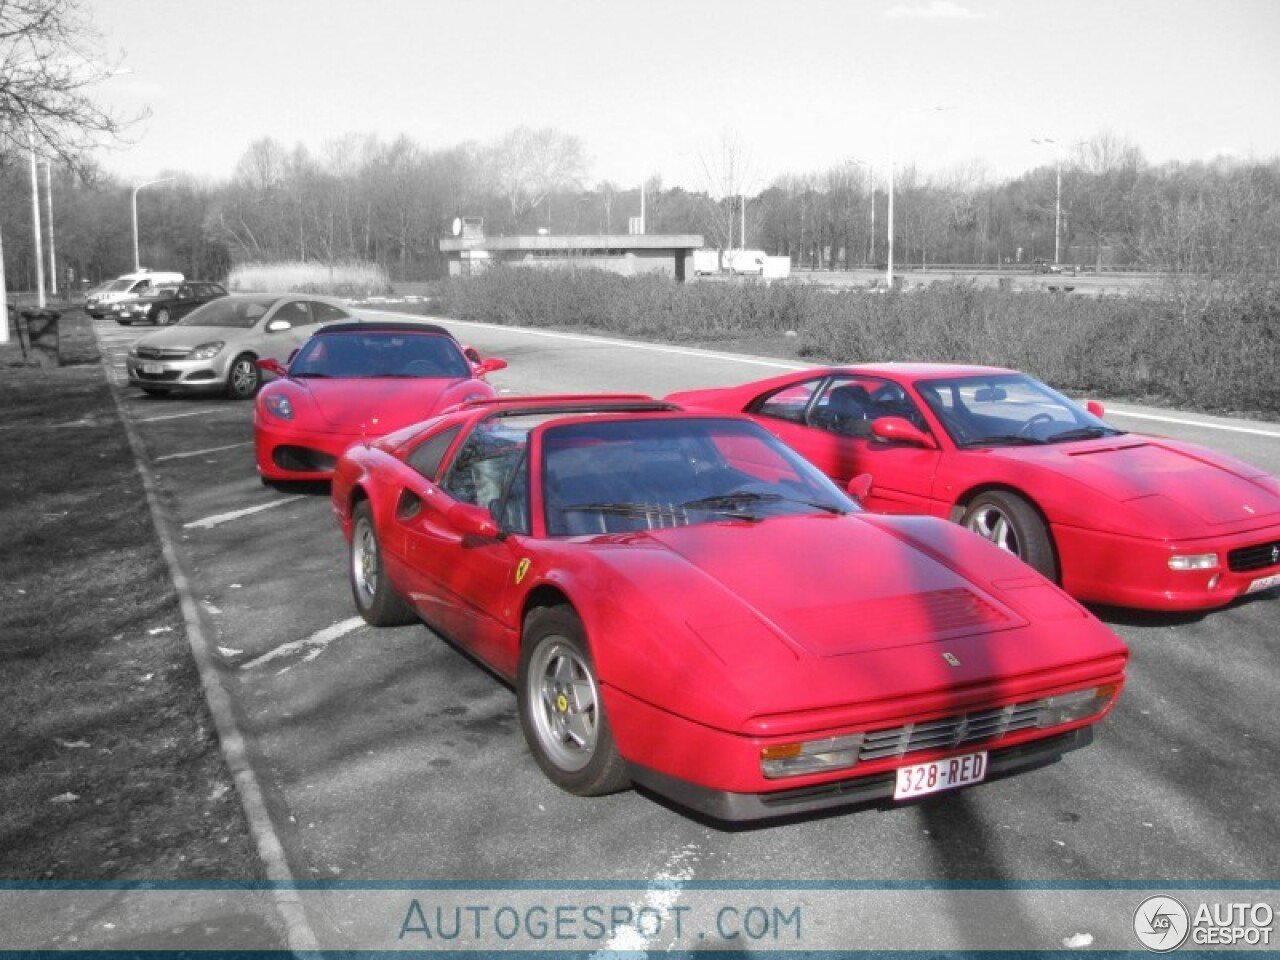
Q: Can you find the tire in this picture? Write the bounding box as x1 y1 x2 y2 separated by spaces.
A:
156 308 171 326
349 502 417 626
960 490 1058 581
517 606 629 797
225 354 261 400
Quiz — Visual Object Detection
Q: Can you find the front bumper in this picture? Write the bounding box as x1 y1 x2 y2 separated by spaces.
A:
629 727 1092 823
255 417 361 481
1055 522 1280 611
126 354 229 393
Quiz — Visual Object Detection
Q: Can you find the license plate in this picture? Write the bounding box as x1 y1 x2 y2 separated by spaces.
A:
894 751 988 800
1246 572 1280 595
142 363 165 375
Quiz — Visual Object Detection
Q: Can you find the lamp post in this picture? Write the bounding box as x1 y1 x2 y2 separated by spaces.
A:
886 106 951 289
1031 137 1062 264
28 125 46 309
132 177 174 272
44 162 57 297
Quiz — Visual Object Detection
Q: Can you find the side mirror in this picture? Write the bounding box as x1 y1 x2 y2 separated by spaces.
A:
1086 400 1106 418
871 416 937 449
266 318 293 333
462 345 482 364
447 501 502 540
847 473 873 503
257 357 287 377
475 357 508 376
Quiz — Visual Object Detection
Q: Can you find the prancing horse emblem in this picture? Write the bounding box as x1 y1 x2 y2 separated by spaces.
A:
942 652 962 667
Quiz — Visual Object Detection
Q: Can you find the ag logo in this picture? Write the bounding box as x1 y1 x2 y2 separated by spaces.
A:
514 558 531 584
1133 895 1190 952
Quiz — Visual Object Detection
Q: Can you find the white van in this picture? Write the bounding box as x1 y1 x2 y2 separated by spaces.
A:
86 269 185 317
724 249 767 276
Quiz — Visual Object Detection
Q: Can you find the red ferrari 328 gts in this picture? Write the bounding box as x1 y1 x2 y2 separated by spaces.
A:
670 365 1280 612
254 321 506 484
331 394 1128 822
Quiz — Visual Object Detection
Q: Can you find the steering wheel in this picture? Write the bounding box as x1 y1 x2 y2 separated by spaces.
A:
1017 412 1056 437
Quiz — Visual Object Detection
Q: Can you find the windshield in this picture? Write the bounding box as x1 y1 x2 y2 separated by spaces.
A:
289 331 471 379
105 278 136 293
541 417 854 535
177 296 274 329
916 373 1122 447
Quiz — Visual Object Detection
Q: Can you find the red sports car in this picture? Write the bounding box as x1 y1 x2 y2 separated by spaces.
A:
254 321 507 483
669 364 1280 611
331 394 1127 821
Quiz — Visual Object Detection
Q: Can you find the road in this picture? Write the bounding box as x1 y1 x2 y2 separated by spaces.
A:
90 310 1280 951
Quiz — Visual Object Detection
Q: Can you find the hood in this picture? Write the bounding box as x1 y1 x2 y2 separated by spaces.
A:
640 514 1026 658
1004 438 1280 526
295 377 466 431
135 324 247 350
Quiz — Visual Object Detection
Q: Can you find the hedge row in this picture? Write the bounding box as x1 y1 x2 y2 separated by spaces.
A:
429 268 1279 417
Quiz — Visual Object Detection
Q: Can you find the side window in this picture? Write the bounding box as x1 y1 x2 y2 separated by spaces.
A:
405 425 461 481
494 450 531 535
752 379 822 424
178 286 192 300
440 420 528 516
810 378 876 436
311 301 351 324
277 300 314 327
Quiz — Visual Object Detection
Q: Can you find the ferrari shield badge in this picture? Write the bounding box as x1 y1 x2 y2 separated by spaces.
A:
515 558 531 584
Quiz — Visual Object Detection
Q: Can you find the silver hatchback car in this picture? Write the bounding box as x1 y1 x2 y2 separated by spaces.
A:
126 294 356 399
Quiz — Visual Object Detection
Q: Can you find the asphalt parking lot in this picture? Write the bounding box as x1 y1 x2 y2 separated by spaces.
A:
88 310 1280 950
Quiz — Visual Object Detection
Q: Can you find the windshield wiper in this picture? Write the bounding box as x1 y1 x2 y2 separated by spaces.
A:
291 371 331 378
963 434 1047 448
681 492 846 516
1045 425 1122 444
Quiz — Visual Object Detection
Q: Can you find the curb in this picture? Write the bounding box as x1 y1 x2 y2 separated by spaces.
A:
90 318 320 955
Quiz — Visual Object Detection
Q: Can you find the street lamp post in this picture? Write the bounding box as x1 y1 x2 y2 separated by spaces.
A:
886 106 951 289
132 177 174 272
28 125 46 309
44 162 57 297
1031 137 1062 264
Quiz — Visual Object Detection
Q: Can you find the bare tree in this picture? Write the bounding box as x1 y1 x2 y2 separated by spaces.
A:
0 0 141 164
482 126 587 225
697 129 761 250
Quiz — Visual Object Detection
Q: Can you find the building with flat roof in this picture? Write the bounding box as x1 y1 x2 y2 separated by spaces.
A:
439 219 704 282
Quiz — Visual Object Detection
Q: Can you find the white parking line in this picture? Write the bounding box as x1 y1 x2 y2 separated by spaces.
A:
184 496 305 530
155 442 253 462
1104 406 1280 439
239 617 366 671
135 408 235 423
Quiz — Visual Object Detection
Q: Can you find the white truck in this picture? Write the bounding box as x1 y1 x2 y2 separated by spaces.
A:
692 249 721 276
724 249 767 276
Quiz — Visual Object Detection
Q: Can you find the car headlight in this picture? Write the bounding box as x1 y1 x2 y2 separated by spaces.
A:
190 341 225 361
1036 684 1120 728
761 733 865 779
1168 553 1219 571
263 394 294 420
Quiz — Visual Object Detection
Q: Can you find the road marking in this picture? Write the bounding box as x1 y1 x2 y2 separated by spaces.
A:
135 408 235 423
378 312 1280 441
155 442 253 462
594 844 701 956
184 496 304 530
239 617 366 672
1104 406 1280 439
370 311 806 371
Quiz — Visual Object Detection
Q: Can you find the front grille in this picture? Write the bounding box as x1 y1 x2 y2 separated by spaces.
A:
273 445 337 473
135 369 183 382
135 346 190 361
858 700 1047 763
1228 540 1280 573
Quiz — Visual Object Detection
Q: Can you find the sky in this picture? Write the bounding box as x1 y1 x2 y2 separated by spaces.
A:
88 0 1280 192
